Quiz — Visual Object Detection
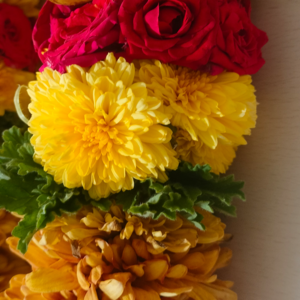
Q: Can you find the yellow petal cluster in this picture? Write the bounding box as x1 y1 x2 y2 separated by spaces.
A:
1 206 237 300
136 60 257 173
1 0 40 17
28 53 178 199
0 210 30 292
0 62 35 116
174 129 237 174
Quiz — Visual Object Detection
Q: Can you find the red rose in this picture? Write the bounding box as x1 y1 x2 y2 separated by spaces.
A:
210 0 268 75
118 0 219 70
33 0 123 73
0 4 36 69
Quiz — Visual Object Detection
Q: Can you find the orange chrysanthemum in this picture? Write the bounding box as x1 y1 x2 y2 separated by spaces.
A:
0 63 35 116
2 206 237 300
0 210 30 292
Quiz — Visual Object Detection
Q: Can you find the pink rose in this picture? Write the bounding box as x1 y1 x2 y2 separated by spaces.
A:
33 0 123 73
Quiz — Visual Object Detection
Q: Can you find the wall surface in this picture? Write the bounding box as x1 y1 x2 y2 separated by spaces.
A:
219 1 300 299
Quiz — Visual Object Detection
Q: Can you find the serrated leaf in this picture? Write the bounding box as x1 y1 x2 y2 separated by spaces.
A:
113 161 244 230
163 192 194 214
12 211 38 253
196 201 214 213
0 127 88 253
211 199 237 217
0 165 10 180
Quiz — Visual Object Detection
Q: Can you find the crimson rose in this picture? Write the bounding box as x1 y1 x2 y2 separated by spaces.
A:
0 4 36 69
118 0 219 70
33 0 123 73
210 0 268 75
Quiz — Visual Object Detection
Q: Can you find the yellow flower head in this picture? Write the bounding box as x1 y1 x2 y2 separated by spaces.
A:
175 129 237 175
0 210 30 292
0 63 35 116
2 0 40 17
3 206 237 300
28 53 178 199
136 60 257 150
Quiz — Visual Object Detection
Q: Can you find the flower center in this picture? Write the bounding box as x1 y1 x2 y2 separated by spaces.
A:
144 1 192 39
176 68 211 95
75 114 120 159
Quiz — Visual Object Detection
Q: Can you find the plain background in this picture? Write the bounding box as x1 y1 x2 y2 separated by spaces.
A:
219 0 300 299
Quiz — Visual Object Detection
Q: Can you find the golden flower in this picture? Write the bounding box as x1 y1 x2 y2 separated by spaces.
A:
28 53 178 199
136 60 257 151
3 205 237 300
0 210 31 292
1 0 40 17
0 63 35 116
175 129 237 175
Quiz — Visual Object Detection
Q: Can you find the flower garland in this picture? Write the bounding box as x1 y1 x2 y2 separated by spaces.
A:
0 0 268 299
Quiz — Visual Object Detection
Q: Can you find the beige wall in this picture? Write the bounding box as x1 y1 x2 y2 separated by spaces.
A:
219 1 300 299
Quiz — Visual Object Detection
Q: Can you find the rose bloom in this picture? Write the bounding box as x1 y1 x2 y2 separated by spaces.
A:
33 0 123 73
119 0 219 70
0 4 36 70
210 0 268 75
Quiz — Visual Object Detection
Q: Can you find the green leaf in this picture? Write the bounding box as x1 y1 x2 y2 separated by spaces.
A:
91 200 112 212
114 162 245 230
0 127 88 253
0 112 27 144
12 211 38 253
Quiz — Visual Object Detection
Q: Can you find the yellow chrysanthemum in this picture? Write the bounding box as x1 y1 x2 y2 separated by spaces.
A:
175 129 237 174
0 63 35 116
136 60 257 150
28 53 178 199
2 206 237 300
0 210 31 292
1 0 40 17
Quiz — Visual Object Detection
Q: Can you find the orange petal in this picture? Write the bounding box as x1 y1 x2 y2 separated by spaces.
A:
120 283 135 300
95 239 115 266
143 259 169 281
149 279 193 297
85 252 104 268
99 279 125 300
26 267 79 293
7 237 57 269
123 264 145 277
132 287 160 300
166 264 188 279
177 252 205 270
84 284 98 300
122 244 138 265
132 239 151 260
77 260 90 291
